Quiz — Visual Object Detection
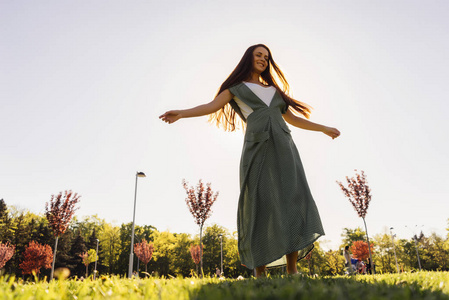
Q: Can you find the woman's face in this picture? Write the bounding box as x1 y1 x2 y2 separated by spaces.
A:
252 46 269 74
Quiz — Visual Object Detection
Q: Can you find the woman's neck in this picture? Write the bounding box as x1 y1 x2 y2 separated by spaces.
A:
246 72 261 84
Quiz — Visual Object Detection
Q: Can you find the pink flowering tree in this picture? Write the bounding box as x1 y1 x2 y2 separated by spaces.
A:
189 244 203 276
134 240 154 275
79 249 97 278
0 242 15 270
337 170 375 273
183 179 218 276
45 190 80 280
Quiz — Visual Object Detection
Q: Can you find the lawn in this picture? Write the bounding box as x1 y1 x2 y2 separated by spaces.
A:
0 271 448 299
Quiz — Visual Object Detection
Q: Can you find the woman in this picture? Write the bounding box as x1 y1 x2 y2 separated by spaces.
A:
343 246 353 274
160 44 340 277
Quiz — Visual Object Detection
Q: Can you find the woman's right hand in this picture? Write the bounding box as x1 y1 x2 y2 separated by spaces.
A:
159 90 233 124
323 126 341 139
159 110 182 124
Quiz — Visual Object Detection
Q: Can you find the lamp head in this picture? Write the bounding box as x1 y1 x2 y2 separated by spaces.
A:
137 172 146 177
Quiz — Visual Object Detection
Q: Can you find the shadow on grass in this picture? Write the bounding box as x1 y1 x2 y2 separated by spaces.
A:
189 275 449 300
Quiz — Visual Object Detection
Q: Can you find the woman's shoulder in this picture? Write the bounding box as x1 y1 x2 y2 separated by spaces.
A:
228 82 245 95
231 82 245 88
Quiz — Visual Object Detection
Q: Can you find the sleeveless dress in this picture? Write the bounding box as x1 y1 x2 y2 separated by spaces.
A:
228 82 325 269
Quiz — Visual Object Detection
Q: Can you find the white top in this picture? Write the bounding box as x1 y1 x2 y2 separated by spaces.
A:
233 82 276 119
344 250 351 264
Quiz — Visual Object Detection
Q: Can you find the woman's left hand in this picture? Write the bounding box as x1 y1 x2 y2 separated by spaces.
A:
323 127 341 139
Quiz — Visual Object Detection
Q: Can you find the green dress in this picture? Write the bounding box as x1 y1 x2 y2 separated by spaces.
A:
229 82 325 269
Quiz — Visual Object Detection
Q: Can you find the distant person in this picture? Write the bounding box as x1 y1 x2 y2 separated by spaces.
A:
215 268 221 278
160 44 340 278
343 246 353 274
351 258 358 273
356 259 363 274
361 261 367 274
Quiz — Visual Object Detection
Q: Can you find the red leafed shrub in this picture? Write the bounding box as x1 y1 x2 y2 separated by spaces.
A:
19 241 53 275
0 242 15 269
351 240 374 262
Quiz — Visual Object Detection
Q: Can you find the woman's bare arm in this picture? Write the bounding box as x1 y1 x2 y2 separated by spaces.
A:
159 89 233 124
283 109 341 139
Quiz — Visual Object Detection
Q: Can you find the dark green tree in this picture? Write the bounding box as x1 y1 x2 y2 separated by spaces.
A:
0 199 7 221
32 219 53 246
0 199 13 243
222 231 250 278
340 227 367 248
9 213 30 276
86 229 106 275
116 223 133 276
171 233 195 277
202 225 227 276
53 230 74 272
67 232 87 277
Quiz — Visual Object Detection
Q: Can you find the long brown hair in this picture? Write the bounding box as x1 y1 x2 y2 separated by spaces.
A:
208 44 312 131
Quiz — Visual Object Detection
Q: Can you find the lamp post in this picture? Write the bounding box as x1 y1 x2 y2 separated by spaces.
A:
406 225 423 271
389 227 399 273
218 234 223 276
128 171 146 278
131 234 144 278
94 238 99 279
413 236 422 271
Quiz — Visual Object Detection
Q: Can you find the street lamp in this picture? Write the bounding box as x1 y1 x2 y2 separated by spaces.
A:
218 234 223 276
389 227 399 273
406 225 423 271
93 238 99 279
128 171 146 278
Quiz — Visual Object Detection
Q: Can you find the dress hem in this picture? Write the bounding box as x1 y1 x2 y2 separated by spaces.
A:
241 233 323 270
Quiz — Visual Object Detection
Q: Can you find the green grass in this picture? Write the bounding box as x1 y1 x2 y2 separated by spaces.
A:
0 272 448 299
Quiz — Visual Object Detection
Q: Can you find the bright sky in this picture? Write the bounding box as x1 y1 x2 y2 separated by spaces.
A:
1 1 448 250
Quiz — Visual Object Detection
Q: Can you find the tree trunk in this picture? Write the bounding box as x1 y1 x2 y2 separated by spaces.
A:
200 225 203 278
362 217 375 274
50 236 59 280
86 264 88 278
